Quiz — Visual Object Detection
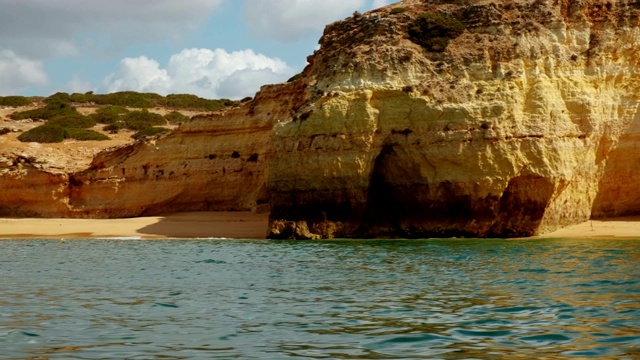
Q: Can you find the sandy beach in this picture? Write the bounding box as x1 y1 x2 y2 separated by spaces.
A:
0 213 639 239
537 217 640 239
0 212 269 239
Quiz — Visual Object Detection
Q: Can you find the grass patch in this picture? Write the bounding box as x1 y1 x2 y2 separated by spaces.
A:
408 13 466 52
0 96 33 107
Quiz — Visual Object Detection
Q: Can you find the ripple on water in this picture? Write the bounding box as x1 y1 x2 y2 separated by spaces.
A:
520 333 573 343
0 238 638 359
364 333 454 351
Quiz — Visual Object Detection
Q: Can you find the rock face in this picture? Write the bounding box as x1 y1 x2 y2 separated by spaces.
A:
2 0 640 239
267 0 640 238
0 81 305 219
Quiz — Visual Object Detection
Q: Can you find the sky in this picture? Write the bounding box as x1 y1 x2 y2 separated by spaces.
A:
0 0 396 100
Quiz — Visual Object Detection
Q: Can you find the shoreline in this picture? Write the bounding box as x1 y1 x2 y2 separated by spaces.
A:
0 212 269 239
0 213 638 240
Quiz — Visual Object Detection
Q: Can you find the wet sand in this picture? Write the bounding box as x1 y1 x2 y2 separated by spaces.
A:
0 212 269 239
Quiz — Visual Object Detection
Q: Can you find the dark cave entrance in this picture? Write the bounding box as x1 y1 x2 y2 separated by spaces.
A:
359 145 428 236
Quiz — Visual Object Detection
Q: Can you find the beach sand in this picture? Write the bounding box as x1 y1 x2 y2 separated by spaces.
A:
0 212 269 239
537 217 640 239
1 213 639 239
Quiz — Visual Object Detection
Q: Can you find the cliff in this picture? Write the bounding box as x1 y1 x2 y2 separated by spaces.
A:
268 0 640 238
1 0 640 239
0 82 304 218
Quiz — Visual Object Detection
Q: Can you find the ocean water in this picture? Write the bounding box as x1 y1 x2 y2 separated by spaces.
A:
0 238 638 359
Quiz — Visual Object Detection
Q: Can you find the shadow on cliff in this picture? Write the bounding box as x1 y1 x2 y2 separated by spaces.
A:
591 115 640 218
136 212 269 239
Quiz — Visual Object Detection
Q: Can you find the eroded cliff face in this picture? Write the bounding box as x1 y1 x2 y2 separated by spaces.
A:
64 81 309 218
0 81 305 219
2 0 639 239
267 0 640 238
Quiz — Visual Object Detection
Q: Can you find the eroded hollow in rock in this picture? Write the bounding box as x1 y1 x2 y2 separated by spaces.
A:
489 175 555 237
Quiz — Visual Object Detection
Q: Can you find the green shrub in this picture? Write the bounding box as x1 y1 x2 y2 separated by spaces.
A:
408 13 465 52
158 94 238 111
17 125 65 143
123 109 166 130
103 122 124 133
44 92 72 104
91 105 129 124
11 100 77 120
391 7 407 14
164 111 189 124
48 114 96 129
132 126 170 139
91 91 161 108
64 128 109 141
34 91 238 111
69 92 93 103
0 96 33 107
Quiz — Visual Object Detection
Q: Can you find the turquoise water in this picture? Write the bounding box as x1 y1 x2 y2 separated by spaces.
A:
0 238 638 359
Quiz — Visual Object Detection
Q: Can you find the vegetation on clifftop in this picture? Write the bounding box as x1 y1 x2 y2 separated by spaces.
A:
408 13 466 52
5 91 237 143
46 91 238 111
0 96 34 107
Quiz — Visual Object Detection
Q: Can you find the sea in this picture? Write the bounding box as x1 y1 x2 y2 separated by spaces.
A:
0 238 638 359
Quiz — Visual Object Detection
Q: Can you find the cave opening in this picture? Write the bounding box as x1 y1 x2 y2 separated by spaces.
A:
359 145 428 237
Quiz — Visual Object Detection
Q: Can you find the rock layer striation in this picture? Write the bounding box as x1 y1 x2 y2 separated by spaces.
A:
268 0 640 238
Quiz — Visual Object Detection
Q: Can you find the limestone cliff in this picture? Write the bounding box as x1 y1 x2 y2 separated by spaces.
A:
2 0 640 239
0 81 304 219
267 0 640 238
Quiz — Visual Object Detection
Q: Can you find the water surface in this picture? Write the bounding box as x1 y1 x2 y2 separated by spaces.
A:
1 238 638 359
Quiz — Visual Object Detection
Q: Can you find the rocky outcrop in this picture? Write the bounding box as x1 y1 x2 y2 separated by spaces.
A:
267 0 640 238
2 0 640 239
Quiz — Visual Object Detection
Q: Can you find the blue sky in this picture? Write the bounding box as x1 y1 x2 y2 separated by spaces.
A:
0 0 396 100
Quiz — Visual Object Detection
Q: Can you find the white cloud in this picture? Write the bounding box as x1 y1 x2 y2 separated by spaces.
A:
372 0 390 9
64 75 95 94
244 0 367 42
243 0 399 42
0 50 48 95
0 0 222 59
105 48 293 99
105 57 171 95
